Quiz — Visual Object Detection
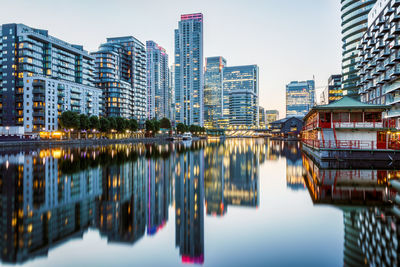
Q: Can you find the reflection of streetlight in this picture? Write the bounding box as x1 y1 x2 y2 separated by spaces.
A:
5 126 9 136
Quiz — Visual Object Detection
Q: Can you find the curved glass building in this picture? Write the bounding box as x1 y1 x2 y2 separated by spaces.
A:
341 0 376 97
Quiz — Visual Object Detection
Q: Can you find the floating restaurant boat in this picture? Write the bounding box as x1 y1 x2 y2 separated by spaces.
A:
301 96 400 161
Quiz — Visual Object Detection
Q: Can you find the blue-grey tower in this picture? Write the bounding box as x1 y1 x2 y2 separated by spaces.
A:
174 13 204 126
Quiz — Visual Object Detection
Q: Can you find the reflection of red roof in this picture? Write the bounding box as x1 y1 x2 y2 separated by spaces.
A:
182 255 204 264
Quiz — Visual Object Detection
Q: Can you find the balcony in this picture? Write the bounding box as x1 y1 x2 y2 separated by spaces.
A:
391 24 400 35
383 75 391 82
377 41 386 49
33 96 45 102
33 119 44 125
381 24 390 33
386 7 395 16
33 111 45 117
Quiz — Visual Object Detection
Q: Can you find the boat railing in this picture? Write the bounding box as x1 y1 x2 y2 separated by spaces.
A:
302 139 400 150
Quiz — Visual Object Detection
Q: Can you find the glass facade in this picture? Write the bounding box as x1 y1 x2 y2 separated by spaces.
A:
204 56 226 129
223 65 259 129
341 0 376 97
286 80 315 117
92 37 147 122
174 13 204 126
146 41 170 120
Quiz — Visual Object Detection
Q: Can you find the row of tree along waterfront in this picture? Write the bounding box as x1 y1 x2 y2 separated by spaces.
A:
58 111 206 139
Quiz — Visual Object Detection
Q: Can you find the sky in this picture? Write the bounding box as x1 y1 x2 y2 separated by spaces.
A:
1 0 342 117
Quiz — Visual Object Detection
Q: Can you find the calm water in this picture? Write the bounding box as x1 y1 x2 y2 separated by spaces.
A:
0 138 398 267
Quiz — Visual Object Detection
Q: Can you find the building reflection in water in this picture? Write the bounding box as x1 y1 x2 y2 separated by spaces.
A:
175 144 205 264
0 139 266 265
204 139 265 217
0 149 102 263
302 151 400 266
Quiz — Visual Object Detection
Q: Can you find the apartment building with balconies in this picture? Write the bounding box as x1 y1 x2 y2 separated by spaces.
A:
358 0 400 124
0 23 101 133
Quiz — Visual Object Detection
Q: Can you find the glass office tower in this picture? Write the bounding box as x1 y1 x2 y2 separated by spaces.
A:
341 0 376 97
204 56 226 129
223 65 259 129
174 13 204 126
286 80 315 117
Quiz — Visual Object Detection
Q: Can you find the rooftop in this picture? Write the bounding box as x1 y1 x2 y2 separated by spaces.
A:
303 96 389 120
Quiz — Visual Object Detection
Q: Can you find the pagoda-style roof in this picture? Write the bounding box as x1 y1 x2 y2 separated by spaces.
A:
304 96 389 121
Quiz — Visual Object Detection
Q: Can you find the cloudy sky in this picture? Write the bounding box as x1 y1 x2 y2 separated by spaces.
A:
1 0 342 116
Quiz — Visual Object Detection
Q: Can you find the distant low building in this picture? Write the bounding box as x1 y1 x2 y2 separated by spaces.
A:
266 110 279 128
259 106 265 128
269 117 303 137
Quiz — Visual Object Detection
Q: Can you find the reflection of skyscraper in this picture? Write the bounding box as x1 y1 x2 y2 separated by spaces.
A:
147 158 171 235
96 157 148 244
204 142 226 216
285 142 305 190
175 149 204 264
224 139 259 207
342 209 367 267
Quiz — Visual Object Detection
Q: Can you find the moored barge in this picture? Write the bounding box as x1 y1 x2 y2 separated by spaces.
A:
301 96 400 161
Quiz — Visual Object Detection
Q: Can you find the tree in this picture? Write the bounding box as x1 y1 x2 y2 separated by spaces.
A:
79 114 90 131
116 117 128 132
59 111 80 130
145 119 154 132
129 119 138 132
108 117 117 131
176 123 187 134
152 119 160 133
160 117 171 129
89 116 100 130
99 117 110 133
59 111 80 139
189 124 202 134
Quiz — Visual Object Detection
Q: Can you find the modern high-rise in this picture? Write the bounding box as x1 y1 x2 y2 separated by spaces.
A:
204 56 226 129
341 0 376 97
146 41 170 120
286 80 315 117
174 13 204 126
0 23 102 133
223 65 259 129
92 36 147 122
358 0 400 124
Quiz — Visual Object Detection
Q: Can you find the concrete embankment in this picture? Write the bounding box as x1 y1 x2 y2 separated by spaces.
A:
0 137 202 151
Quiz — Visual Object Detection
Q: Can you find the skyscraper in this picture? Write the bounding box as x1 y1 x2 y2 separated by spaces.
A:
174 13 204 126
286 80 315 117
0 23 101 132
146 41 170 120
341 0 376 97
92 36 147 122
204 56 226 129
223 65 259 129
